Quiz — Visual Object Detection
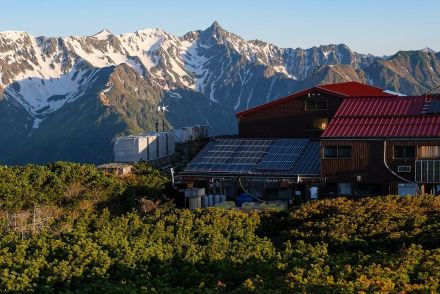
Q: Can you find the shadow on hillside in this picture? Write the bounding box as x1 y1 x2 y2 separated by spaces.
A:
45 258 347 293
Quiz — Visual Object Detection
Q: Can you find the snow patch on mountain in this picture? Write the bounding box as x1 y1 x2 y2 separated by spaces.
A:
93 29 113 40
0 22 382 131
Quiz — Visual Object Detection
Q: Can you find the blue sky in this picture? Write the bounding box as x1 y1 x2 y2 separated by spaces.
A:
0 0 439 55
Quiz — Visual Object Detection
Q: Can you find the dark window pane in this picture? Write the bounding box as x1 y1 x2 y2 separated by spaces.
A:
394 146 415 159
324 147 337 158
405 146 416 158
305 99 328 110
305 100 316 110
316 100 328 110
338 146 352 158
394 146 405 158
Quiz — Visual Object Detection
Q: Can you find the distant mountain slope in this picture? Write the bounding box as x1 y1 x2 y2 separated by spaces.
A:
0 22 438 164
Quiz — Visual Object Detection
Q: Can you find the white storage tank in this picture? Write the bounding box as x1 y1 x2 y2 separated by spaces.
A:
146 131 175 158
114 137 139 163
185 188 203 210
167 132 176 155
114 135 159 163
158 133 168 157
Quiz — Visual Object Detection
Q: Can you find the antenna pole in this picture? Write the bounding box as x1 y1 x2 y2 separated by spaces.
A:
162 115 165 132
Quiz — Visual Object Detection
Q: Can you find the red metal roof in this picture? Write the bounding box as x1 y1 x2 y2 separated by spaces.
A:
319 82 393 97
236 82 392 118
322 96 440 138
334 96 426 117
322 116 440 138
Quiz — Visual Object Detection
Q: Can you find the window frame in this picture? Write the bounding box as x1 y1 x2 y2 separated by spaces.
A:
323 146 352 159
337 146 352 159
393 146 416 159
323 146 338 158
304 99 328 111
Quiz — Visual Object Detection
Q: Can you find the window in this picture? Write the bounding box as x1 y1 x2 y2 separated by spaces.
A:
323 146 352 159
394 146 416 159
338 147 352 158
307 118 328 130
418 146 440 158
324 146 337 158
305 99 328 110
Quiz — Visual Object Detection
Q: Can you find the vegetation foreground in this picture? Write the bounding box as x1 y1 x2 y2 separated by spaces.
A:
0 163 439 293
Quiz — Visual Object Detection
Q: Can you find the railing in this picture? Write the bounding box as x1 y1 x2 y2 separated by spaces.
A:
415 160 440 183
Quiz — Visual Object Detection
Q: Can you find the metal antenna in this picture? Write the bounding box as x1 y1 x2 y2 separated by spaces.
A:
157 105 169 132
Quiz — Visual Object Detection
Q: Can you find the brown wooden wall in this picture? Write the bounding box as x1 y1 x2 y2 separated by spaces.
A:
321 139 440 194
321 140 387 183
238 93 344 138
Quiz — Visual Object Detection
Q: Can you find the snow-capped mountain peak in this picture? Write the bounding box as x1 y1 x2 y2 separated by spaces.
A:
93 29 113 40
1 23 437 134
0 23 439 164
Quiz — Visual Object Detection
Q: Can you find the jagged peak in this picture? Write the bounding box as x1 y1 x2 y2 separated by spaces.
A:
249 39 269 47
0 30 30 40
93 29 113 40
203 21 228 36
421 47 435 53
134 28 167 36
210 21 222 30
182 30 201 42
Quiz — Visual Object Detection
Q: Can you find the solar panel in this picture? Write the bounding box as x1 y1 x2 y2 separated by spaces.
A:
185 139 320 175
185 140 273 173
256 139 309 171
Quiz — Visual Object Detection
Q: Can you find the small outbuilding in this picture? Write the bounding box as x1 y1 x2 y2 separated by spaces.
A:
97 163 133 176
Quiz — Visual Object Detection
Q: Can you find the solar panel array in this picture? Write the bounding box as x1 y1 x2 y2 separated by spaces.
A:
256 139 308 171
185 140 273 173
185 139 321 175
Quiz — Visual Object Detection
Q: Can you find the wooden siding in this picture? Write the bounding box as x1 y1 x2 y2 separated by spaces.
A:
321 140 386 183
321 139 440 194
238 93 344 138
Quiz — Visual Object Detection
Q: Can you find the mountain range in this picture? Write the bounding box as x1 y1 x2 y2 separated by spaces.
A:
1 21 439 164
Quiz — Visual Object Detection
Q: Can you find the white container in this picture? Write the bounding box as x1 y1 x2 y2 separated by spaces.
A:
196 188 205 197
214 194 220 205
188 196 201 210
114 135 159 162
167 132 175 155
220 195 226 203
147 135 159 160
208 194 214 207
